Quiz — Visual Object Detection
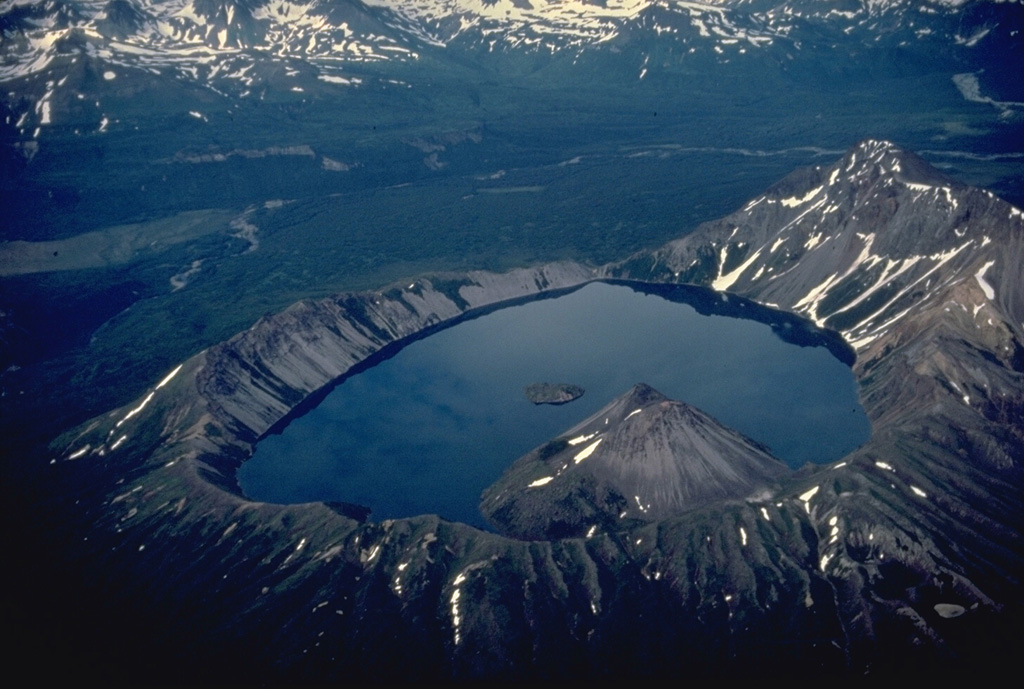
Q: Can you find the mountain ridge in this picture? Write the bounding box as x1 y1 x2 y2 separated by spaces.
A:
2 0 1021 137
36 139 1024 679
615 139 1024 354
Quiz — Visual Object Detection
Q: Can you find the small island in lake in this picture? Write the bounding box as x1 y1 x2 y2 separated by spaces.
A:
524 383 585 405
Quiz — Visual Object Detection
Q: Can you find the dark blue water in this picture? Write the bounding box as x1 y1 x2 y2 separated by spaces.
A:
239 282 870 527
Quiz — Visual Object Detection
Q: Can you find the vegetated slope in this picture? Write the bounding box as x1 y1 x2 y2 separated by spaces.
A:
42 140 1024 680
482 383 789 539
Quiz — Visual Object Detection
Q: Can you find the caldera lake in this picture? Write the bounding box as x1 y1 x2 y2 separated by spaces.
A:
239 281 871 529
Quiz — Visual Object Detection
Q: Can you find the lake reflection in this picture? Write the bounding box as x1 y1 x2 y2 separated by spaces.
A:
240 282 870 528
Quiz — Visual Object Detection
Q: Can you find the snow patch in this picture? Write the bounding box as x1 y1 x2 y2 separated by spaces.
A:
712 246 762 292
974 260 996 300
798 486 819 502
319 74 352 85
574 438 602 464
798 486 819 513
156 365 183 390
116 392 155 428
568 431 598 446
780 186 822 208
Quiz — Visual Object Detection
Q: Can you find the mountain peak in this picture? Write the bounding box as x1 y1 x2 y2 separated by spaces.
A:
95 0 150 40
480 384 788 539
618 136 1023 361
839 138 953 187
620 381 666 406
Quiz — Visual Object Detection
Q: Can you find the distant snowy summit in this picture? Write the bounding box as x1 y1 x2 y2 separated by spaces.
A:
2 0 1019 84
3 0 1020 146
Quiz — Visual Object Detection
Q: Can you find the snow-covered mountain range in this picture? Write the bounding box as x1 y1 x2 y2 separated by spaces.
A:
3 0 1019 83
3 0 1021 166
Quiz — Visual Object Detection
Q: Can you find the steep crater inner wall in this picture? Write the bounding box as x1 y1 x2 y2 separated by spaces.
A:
237 280 870 526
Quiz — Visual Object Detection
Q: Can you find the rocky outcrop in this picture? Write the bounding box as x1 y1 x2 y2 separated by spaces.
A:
523 382 584 405
49 141 1024 680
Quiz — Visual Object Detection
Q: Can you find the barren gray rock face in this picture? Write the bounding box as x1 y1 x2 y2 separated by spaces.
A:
483 383 788 539
50 141 1024 680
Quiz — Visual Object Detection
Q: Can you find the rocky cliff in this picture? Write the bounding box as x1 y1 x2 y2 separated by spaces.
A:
187 261 597 486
